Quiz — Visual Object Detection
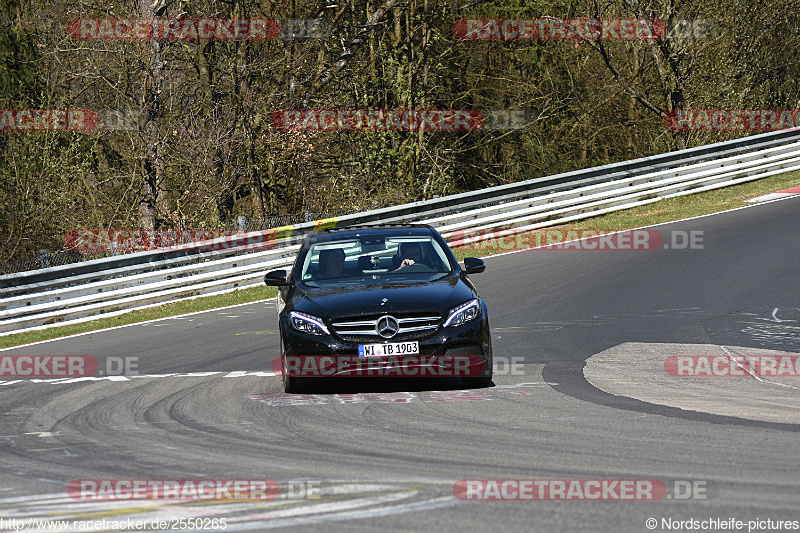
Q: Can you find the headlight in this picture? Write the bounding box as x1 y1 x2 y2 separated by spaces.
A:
289 311 330 335
443 299 481 327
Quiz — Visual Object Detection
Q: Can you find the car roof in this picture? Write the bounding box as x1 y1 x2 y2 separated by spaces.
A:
310 224 437 240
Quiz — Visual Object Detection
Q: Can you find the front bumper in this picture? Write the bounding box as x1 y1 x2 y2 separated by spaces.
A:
278 311 491 378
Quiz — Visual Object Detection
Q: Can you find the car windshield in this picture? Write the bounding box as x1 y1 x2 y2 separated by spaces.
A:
299 233 454 287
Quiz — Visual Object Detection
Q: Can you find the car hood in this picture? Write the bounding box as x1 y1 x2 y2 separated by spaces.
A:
290 275 477 319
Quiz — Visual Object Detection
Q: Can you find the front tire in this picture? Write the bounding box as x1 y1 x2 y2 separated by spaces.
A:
283 372 307 393
281 353 307 393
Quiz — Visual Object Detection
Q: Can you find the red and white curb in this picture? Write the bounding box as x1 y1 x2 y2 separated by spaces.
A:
746 185 800 203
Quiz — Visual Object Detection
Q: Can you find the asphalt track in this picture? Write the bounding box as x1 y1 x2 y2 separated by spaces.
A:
0 195 798 532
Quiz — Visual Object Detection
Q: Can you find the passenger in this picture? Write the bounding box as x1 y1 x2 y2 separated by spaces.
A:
319 248 345 278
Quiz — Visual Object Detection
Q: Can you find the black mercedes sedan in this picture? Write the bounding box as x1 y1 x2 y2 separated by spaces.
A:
264 224 492 393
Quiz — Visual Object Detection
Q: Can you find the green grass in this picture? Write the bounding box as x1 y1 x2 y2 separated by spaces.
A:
2 170 798 349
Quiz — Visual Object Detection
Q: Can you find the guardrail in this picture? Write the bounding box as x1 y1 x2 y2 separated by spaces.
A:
2 128 800 335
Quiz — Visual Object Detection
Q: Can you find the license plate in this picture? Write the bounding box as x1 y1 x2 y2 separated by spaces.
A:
358 342 419 357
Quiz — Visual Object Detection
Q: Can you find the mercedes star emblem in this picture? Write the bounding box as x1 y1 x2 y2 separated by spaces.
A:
376 315 399 339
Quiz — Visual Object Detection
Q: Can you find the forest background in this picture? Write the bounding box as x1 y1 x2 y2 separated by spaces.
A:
1 0 798 267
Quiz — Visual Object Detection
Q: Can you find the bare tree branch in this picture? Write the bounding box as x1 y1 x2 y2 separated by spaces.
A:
586 0 666 118
310 0 401 95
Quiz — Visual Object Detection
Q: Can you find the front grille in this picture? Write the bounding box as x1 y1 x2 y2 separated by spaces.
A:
332 313 441 342
445 344 483 357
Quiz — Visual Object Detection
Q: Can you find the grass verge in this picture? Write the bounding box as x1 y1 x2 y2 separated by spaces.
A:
2 170 798 348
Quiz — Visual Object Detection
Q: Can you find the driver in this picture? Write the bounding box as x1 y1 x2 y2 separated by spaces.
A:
394 242 422 270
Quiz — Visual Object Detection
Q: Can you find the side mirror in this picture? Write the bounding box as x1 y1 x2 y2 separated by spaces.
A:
463 257 486 274
264 269 289 286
